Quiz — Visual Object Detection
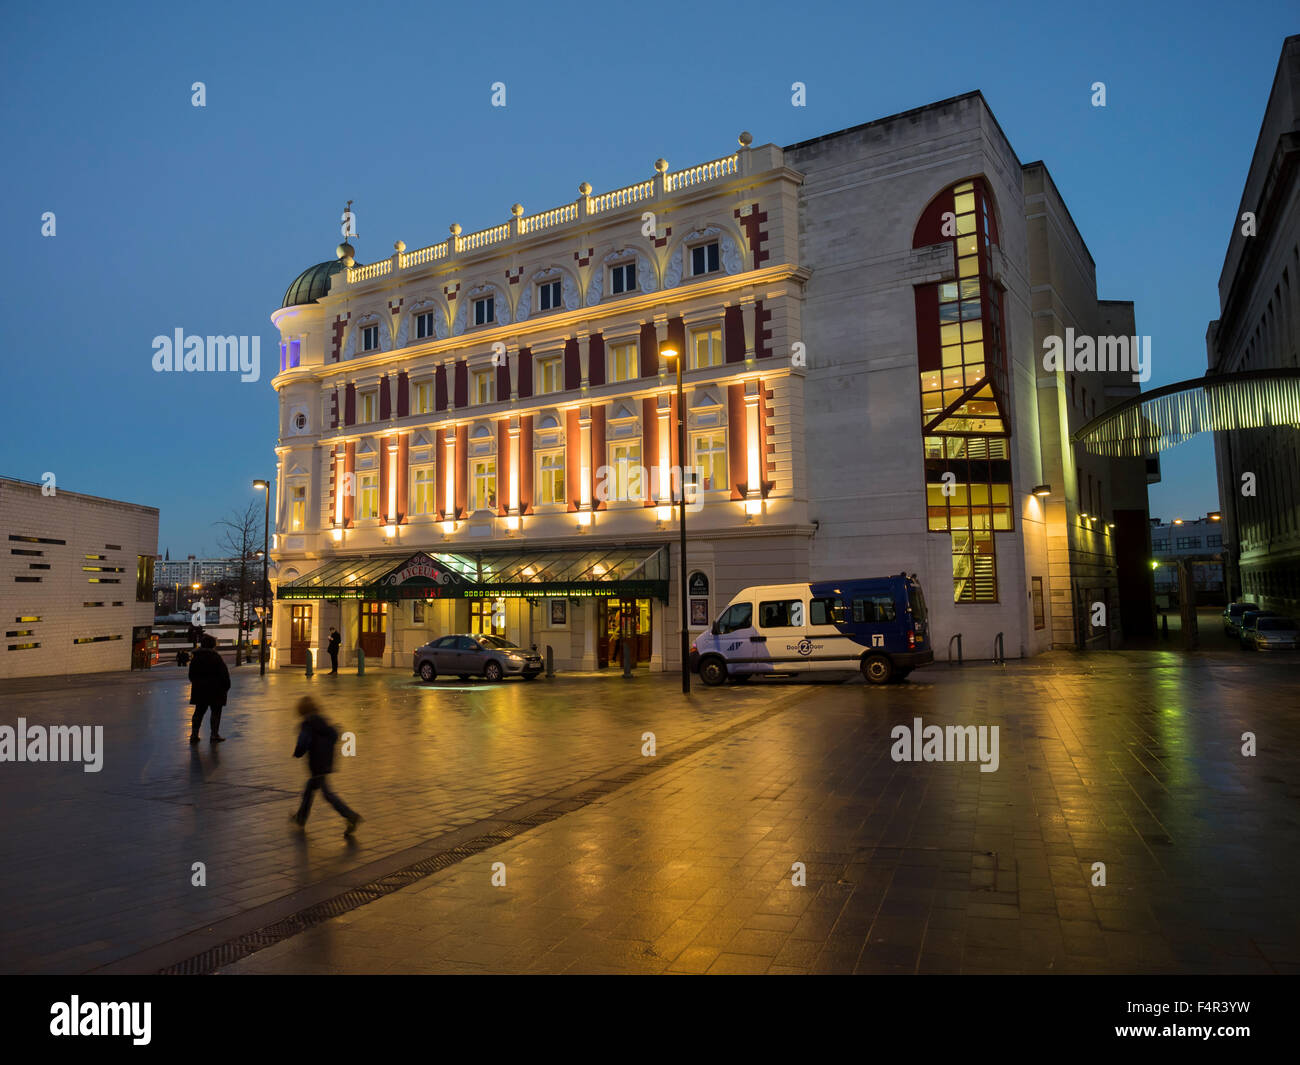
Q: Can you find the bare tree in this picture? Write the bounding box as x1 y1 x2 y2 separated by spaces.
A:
217 501 261 666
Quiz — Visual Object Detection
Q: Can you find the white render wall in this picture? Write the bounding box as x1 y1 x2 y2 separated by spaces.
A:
1 478 159 680
787 95 1039 659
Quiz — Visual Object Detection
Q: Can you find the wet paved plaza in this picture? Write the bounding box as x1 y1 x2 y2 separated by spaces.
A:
1 629 1297 974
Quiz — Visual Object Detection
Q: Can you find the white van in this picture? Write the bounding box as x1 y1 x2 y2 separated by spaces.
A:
689 574 933 685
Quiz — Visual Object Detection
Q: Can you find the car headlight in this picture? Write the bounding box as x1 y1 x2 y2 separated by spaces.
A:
507 653 524 662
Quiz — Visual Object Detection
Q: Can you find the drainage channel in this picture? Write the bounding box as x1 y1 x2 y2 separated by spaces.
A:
157 692 801 975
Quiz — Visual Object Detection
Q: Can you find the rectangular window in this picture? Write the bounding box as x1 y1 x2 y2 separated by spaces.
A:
609 342 638 383
359 474 379 520
691 325 723 369
412 467 435 515
538 451 565 505
809 597 845 626
474 296 494 326
691 242 720 276
953 530 997 603
537 357 562 395
538 280 562 311
608 443 643 502
1207 535 1222 548
691 430 727 491
1032 577 1045 630
415 312 436 340
472 459 497 512
135 555 154 602
414 380 433 414
73 634 123 644
360 390 378 422
361 325 379 351
850 595 896 623
758 599 804 628
290 486 306 531
1175 536 1202 550
610 262 636 294
473 369 494 405
9 535 65 545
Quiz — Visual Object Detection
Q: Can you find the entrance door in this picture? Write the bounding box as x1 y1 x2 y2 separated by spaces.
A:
290 605 312 666
359 601 387 660
603 597 650 666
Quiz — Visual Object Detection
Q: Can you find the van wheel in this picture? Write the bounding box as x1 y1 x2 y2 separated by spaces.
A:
699 657 728 686
418 662 436 682
862 654 893 685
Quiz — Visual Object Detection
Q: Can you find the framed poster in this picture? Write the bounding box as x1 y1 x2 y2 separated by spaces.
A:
690 598 710 627
549 598 568 627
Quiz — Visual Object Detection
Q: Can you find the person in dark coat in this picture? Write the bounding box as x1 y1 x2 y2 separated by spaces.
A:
188 634 230 743
290 696 361 834
327 628 341 674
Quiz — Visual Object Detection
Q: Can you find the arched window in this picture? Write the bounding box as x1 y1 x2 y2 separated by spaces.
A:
913 178 1011 604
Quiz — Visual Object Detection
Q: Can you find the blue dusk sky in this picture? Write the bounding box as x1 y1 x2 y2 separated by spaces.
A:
1 0 1293 556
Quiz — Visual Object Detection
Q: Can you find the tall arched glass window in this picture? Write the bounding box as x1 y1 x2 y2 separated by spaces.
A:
913 178 1012 603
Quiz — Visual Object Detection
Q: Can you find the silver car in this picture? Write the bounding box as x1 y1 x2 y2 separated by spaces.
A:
1251 617 1298 651
413 634 543 682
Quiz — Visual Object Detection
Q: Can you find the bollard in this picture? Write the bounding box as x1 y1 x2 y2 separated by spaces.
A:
305 649 313 677
1161 613 1169 639
357 647 365 675
622 639 633 678
545 644 554 678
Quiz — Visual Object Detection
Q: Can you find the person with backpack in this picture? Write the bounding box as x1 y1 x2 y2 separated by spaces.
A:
290 695 361 835
188 634 231 743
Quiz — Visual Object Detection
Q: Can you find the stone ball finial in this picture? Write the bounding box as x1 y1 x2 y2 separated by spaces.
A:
511 203 524 217
449 223 462 236
336 240 355 260
343 255 355 268
394 240 406 252
654 158 669 173
738 131 753 147
578 181 592 196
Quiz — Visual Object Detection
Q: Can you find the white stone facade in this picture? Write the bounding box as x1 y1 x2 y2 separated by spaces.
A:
1 478 159 679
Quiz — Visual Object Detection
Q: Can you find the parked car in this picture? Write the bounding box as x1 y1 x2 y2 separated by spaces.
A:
690 573 933 686
1239 610 1282 648
1249 617 1298 651
1223 601 1259 637
413 634 543 682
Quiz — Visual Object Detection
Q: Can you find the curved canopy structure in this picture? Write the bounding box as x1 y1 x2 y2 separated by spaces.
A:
1074 368 1300 457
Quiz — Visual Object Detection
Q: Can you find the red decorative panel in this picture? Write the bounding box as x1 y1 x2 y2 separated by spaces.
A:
397 371 409 417
454 360 468 408
435 364 448 411
397 433 409 522
590 405 606 511
517 346 533 399
344 383 356 426
496 420 509 517
727 384 746 500
587 334 604 388
564 337 581 391
520 416 533 516
565 408 580 512
754 300 773 359
639 322 658 378
454 424 468 519
379 375 390 420
343 442 356 526
642 397 659 506
724 305 746 363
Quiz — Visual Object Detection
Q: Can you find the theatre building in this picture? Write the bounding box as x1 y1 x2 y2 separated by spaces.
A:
268 91 1153 671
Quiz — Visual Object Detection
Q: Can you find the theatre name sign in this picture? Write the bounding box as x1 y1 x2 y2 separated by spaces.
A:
381 555 463 599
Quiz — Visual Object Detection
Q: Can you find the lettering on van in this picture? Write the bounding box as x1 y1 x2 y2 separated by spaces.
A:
793 639 822 656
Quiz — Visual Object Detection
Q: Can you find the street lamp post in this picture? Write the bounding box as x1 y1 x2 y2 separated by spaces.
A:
253 480 270 676
660 346 690 694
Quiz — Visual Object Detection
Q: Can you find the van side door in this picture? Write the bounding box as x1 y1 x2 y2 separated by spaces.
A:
806 594 850 672
757 597 809 673
849 591 899 657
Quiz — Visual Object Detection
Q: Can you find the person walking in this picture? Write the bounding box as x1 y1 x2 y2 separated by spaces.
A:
326 627 341 674
290 695 361 835
188 634 231 743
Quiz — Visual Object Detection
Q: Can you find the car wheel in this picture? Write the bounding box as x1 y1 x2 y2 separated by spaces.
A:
484 661 504 682
862 654 893 685
699 657 728 686
418 662 436 683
